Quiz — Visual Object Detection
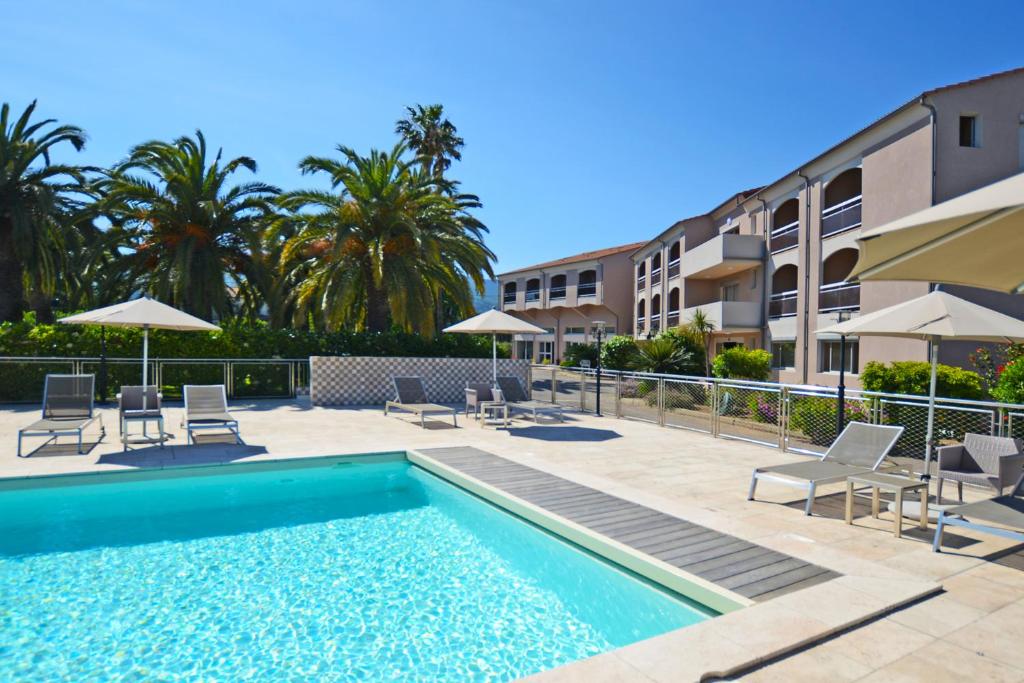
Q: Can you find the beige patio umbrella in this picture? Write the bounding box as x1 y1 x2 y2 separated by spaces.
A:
850 171 1024 293
60 297 221 410
818 291 1024 480
443 309 545 385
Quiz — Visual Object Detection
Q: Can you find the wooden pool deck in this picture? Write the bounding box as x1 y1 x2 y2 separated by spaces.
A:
416 446 838 602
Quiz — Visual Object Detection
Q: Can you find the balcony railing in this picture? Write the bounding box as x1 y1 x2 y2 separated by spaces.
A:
578 283 597 297
525 289 540 303
636 276 646 292
667 259 680 279
549 286 566 300
636 316 645 331
818 281 860 312
649 314 661 333
769 290 798 318
503 292 517 304
771 220 799 253
821 196 862 237
651 268 662 286
667 311 680 327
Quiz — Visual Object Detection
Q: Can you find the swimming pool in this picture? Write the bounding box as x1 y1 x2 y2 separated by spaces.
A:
0 455 714 681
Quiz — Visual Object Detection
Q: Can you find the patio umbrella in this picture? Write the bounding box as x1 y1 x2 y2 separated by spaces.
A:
443 309 545 385
818 291 1024 480
850 171 1024 294
59 297 221 410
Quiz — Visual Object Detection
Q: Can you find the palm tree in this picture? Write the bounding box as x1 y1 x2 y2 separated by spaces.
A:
0 100 90 322
277 143 494 333
688 309 716 377
395 104 464 180
635 336 695 375
103 131 279 320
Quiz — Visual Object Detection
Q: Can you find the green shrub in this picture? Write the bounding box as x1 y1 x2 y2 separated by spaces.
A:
634 337 698 375
711 348 771 381
860 361 984 400
560 342 598 368
746 391 780 424
600 335 640 370
992 359 1024 404
789 397 871 446
659 326 707 374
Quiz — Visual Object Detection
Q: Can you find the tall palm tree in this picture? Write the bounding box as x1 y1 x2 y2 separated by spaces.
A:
0 100 90 322
104 131 279 320
395 104 464 180
277 143 494 334
688 309 716 377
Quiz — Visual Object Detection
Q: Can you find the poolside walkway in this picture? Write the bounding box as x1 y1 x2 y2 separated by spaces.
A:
2 398 1023 681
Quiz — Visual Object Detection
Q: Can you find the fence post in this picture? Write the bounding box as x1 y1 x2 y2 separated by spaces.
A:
551 367 557 404
225 361 233 398
658 378 666 426
711 380 720 438
615 373 622 417
778 386 787 451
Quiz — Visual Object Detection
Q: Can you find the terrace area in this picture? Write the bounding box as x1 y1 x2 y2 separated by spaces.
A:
2 393 1023 681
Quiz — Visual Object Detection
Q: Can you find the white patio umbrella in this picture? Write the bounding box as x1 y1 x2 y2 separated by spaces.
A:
443 309 545 385
818 291 1024 481
850 171 1024 294
59 297 221 410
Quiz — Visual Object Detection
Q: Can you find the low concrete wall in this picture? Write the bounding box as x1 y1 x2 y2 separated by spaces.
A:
309 356 530 406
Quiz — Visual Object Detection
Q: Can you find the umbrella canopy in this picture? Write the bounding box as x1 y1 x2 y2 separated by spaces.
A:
850 171 1024 294
60 297 221 332
444 309 545 385
818 291 1024 485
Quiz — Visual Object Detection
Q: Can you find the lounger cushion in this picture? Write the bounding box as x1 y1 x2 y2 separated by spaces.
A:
947 496 1024 529
20 417 93 432
389 402 454 414
187 411 237 424
755 461 872 483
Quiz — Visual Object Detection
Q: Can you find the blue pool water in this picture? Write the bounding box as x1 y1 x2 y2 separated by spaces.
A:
0 457 712 681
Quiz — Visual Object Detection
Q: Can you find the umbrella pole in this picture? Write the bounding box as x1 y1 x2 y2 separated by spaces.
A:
923 336 939 481
492 334 498 387
142 326 149 432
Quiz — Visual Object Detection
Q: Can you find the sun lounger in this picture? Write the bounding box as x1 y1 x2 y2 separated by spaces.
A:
182 385 241 444
117 385 166 452
747 422 904 515
384 377 458 428
933 472 1024 552
495 375 564 422
17 374 105 457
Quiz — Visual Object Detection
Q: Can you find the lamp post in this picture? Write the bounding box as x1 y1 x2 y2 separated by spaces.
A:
835 310 852 437
592 320 606 417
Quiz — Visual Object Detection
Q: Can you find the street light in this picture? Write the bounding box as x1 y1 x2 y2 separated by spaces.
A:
592 320 606 417
835 309 853 436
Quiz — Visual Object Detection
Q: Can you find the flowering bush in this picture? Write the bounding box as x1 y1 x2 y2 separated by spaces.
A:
992 359 1024 404
789 397 871 446
746 392 779 424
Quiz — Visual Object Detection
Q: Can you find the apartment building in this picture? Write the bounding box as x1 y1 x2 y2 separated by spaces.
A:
496 242 643 362
632 66 1024 388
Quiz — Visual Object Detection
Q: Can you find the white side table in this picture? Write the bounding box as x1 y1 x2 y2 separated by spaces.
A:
479 401 509 428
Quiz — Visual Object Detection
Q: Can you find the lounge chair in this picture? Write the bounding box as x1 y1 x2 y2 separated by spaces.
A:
384 377 458 428
465 382 496 417
936 434 1024 503
182 385 241 444
933 472 1024 552
495 375 564 423
747 422 904 515
117 385 165 452
17 374 105 457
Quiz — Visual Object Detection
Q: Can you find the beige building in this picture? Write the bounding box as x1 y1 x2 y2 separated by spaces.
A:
631 66 1024 388
497 242 643 362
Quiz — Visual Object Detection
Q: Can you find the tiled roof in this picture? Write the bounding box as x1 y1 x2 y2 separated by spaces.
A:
498 241 648 276
923 65 1024 95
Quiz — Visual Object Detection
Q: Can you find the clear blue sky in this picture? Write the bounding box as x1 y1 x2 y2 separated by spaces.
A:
5 1 1023 273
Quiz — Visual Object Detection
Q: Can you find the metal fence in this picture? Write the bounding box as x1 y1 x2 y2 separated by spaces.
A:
0 357 309 403
528 365 1024 459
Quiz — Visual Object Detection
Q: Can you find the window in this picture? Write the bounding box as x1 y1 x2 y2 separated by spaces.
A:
820 340 859 373
959 115 979 147
722 283 740 302
771 341 796 369
564 326 585 335
516 340 533 360
537 341 554 363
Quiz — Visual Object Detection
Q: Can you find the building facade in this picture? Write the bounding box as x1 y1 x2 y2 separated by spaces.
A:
496 242 643 363
630 67 1024 388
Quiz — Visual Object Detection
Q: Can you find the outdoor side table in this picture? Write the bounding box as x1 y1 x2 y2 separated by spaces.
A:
479 401 509 428
845 472 928 538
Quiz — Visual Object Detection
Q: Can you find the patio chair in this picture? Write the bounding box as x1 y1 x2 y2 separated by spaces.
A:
935 434 1024 503
747 422 904 515
117 385 165 452
933 472 1024 552
495 375 564 423
17 374 105 457
384 377 458 428
182 385 241 444
465 382 495 417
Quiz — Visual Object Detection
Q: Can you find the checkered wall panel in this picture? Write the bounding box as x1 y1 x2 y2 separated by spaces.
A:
309 356 530 406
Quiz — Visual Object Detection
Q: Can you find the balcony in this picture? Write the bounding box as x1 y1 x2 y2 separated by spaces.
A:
650 313 661 333
524 289 540 303
651 268 662 286
667 258 680 280
636 276 645 292
770 220 799 253
821 196 862 238
636 316 645 332
819 281 860 312
667 311 680 327
683 233 765 279
502 292 517 305
549 286 566 301
578 283 597 298
683 300 763 331
769 290 798 318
